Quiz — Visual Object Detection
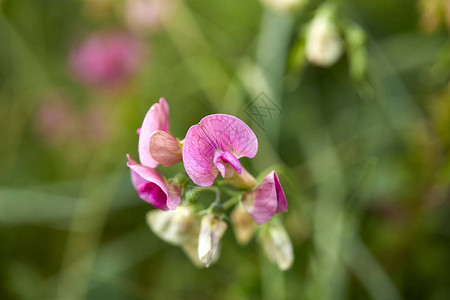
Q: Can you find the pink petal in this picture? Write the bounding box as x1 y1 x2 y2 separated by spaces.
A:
213 151 242 178
183 114 258 187
149 130 182 166
274 172 287 213
243 171 287 225
138 98 170 167
127 154 180 210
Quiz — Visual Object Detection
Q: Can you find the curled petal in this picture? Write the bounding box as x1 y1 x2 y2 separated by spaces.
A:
138 98 170 167
243 171 287 225
213 150 242 178
149 130 182 166
127 154 180 210
183 114 258 187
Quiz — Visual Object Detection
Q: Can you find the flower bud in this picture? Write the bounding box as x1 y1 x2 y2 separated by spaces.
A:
305 5 343 67
242 171 287 225
231 203 256 245
146 206 198 245
259 220 294 270
149 130 182 166
198 214 227 267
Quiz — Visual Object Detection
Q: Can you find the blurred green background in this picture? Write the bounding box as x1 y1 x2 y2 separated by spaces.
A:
0 0 449 299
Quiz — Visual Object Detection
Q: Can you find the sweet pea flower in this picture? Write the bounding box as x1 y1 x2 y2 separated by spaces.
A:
198 214 228 267
138 98 182 167
242 171 287 225
127 154 181 210
69 30 145 89
183 114 258 187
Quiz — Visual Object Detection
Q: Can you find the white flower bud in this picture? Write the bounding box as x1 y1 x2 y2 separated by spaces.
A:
259 220 294 270
305 8 343 67
146 206 198 246
261 0 307 12
198 214 227 267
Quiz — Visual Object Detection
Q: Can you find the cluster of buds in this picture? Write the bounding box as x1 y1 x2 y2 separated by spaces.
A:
127 98 294 270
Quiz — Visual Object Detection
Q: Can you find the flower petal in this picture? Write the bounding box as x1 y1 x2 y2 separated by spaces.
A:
213 151 242 178
138 98 170 167
243 171 286 225
149 130 182 166
183 114 258 187
182 125 219 187
127 154 180 210
274 172 287 213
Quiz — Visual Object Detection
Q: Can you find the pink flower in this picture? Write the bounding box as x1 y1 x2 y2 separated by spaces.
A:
242 171 287 225
127 155 181 210
182 114 258 187
69 30 145 89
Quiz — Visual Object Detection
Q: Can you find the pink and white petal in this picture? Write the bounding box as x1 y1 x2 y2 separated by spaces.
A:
183 124 219 187
198 114 258 159
243 171 278 225
138 98 170 167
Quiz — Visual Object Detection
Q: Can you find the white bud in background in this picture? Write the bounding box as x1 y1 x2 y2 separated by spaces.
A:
261 0 307 12
305 6 343 67
259 220 294 271
146 206 198 246
198 214 227 267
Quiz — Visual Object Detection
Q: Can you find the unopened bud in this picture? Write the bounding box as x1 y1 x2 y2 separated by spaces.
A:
231 203 256 245
198 214 227 267
149 130 182 167
305 5 343 67
146 206 198 245
259 220 294 270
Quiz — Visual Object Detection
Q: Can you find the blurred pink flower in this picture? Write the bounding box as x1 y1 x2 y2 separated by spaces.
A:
35 94 79 145
242 171 287 225
69 31 146 89
182 114 258 187
124 0 173 34
127 154 181 210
